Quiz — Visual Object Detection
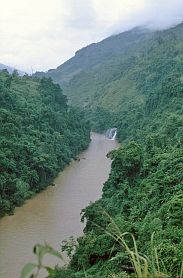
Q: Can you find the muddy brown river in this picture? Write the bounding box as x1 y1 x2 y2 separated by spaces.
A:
0 133 119 278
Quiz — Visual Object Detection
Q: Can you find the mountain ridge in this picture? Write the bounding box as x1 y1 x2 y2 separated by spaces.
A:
34 22 183 116
34 23 183 84
34 26 154 83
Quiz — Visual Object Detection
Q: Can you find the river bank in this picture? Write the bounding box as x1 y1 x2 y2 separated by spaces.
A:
0 133 119 278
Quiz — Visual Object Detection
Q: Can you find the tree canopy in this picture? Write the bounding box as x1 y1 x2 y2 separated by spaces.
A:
0 71 90 216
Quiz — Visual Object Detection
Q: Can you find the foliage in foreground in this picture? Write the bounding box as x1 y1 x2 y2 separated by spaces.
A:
0 70 90 216
22 209 183 278
20 243 64 278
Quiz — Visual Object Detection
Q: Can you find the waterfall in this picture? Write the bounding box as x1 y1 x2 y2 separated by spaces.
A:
111 129 117 140
106 128 117 140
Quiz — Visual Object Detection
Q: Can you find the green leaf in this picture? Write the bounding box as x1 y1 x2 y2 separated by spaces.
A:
33 243 64 264
20 263 37 278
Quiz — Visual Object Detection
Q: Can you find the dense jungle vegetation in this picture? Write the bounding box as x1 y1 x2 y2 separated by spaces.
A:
56 82 182 277
46 24 183 278
0 70 90 217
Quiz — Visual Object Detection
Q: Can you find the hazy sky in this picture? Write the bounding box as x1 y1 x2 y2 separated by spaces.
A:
0 0 183 72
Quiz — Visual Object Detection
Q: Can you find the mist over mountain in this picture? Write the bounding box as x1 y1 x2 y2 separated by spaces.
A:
1 0 183 71
0 63 26 76
34 26 154 83
35 22 183 111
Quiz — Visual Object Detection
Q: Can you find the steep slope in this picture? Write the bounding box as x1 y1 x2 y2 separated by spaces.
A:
66 23 183 111
0 71 90 217
35 27 154 84
35 23 183 117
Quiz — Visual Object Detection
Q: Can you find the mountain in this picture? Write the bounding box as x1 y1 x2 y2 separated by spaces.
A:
35 23 183 114
35 27 154 84
0 63 26 76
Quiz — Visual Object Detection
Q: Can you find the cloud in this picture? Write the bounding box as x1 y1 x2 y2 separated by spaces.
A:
65 0 96 29
142 0 183 29
92 0 183 35
127 0 182 30
0 0 182 72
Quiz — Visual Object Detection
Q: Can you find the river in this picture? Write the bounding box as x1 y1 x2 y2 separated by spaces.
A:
0 133 119 278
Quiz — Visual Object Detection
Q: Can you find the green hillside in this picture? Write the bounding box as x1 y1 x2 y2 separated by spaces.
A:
35 24 183 116
35 27 154 85
62 73 183 277
0 70 90 217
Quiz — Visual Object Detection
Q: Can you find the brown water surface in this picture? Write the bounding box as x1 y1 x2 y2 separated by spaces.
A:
0 133 119 278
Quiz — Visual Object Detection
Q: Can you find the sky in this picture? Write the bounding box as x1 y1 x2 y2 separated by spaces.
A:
0 0 183 73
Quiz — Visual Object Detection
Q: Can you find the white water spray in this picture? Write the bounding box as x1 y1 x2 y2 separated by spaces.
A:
111 130 117 140
106 128 117 140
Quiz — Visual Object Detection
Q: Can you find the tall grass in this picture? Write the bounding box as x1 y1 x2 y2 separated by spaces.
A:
21 211 182 278
95 211 183 278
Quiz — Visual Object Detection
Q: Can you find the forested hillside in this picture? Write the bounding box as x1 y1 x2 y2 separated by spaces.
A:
35 27 154 85
50 24 183 278
35 24 183 118
55 79 182 277
0 70 90 217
